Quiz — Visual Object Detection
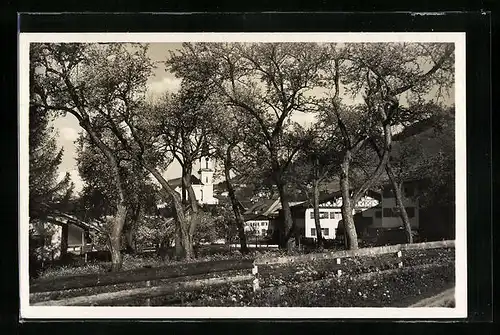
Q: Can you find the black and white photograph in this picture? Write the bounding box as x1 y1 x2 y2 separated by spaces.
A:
19 33 467 319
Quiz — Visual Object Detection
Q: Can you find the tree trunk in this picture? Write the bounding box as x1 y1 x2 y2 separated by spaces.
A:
224 147 249 254
124 204 141 254
183 168 199 260
109 203 127 272
180 220 194 259
124 228 135 254
145 165 192 259
60 224 68 260
80 120 128 271
386 164 413 243
367 114 410 243
340 153 359 250
312 179 323 249
277 181 296 251
174 222 184 259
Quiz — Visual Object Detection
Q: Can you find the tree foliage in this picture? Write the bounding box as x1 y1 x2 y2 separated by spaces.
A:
29 105 74 220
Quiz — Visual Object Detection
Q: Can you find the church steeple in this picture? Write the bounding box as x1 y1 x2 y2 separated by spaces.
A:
199 156 213 185
198 142 213 185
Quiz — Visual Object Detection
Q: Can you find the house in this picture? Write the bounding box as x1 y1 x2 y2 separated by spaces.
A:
369 181 420 230
288 191 382 241
242 197 308 239
372 117 454 242
30 211 104 260
242 198 281 237
243 214 272 237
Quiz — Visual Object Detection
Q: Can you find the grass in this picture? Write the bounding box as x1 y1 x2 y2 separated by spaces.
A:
36 246 282 280
181 262 455 307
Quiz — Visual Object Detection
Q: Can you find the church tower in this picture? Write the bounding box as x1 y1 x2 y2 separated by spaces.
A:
193 142 217 205
196 142 214 186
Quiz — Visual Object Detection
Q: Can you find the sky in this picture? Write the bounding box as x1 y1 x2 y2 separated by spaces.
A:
52 43 317 193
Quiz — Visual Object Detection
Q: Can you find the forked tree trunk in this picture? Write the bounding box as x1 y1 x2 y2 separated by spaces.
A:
124 204 141 254
81 120 128 272
368 128 412 244
277 181 297 251
124 226 135 254
312 179 324 249
386 164 413 243
340 154 359 250
224 147 249 254
145 165 191 259
183 169 199 259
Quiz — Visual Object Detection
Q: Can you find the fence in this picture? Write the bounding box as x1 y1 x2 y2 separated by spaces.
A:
30 258 259 306
255 240 455 266
29 240 454 306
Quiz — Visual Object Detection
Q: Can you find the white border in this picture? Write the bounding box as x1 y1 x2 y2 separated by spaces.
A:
19 32 467 320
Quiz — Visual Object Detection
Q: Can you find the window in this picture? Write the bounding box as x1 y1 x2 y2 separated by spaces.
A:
330 212 336 219
311 228 316 236
322 228 329 236
404 185 415 197
375 211 382 218
206 176 209 184
383 208 393 217
383 187 394 198
84 231 92 243
261 222 266 226
200 189 204 201
262 229 267 235
310 212 329 219
405 207 415 218
205 158 209 169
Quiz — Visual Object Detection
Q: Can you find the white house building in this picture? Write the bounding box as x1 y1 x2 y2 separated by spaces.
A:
369 181 420 231
242 198 281 237
244 215 271 237
290 193 381 240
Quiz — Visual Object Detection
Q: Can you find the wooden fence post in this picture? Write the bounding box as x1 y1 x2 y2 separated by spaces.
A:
252 262 260 292
145 280 151 306
336 258 342 277
397 250 403 268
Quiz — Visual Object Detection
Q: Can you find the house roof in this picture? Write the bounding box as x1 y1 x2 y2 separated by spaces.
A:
243 213 271 221
46 211 105 233
289 189 382 211
168 175 203 188
243 198 280 216
213 194 248 212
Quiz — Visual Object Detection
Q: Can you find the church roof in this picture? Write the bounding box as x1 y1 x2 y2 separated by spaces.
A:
167 175 203 188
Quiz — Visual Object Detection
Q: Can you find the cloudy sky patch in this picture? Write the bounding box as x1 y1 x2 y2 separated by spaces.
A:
59 127 80 142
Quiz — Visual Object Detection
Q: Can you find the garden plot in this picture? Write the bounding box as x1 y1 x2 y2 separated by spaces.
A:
149 247 455 307
29 244 455 307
